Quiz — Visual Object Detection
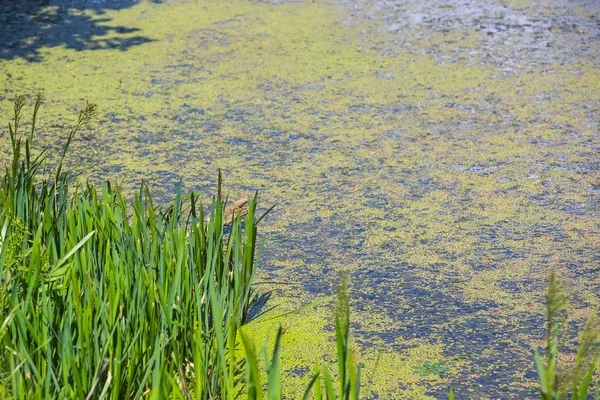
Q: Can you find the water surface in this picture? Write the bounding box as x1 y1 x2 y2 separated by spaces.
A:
0 0 599 397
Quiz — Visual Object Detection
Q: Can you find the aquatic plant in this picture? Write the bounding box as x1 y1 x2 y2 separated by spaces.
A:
0 95 262 398
534 271 600 400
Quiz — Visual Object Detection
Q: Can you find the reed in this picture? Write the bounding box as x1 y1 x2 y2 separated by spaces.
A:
0 95 261 398
534 271 600 400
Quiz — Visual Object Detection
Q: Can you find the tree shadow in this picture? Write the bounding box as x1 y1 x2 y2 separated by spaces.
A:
0 0 158 62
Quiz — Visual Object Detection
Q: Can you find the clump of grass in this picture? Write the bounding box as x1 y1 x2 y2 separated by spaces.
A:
534 271 600 400
318 275 361 400
0 95 263 399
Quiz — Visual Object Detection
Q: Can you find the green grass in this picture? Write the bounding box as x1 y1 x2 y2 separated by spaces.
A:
534 272 600 400
0 94 263 398
0 95 598 399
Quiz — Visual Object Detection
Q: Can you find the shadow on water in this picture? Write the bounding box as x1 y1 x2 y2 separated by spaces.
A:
0 0 156 61
246 290 274 323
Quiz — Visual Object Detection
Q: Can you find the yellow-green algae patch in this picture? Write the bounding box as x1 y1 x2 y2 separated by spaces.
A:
1 0 600 397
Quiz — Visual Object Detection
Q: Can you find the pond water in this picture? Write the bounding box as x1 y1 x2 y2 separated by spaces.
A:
1 0 599 397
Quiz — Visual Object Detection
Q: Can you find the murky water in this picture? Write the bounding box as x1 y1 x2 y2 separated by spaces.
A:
1 0 599 397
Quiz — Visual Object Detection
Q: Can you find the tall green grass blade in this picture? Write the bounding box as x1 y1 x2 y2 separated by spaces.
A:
302 373 320 400
576 357 597 400
321 362 336 400
48 230 95 281
240 332 263 400
266 327 283 400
